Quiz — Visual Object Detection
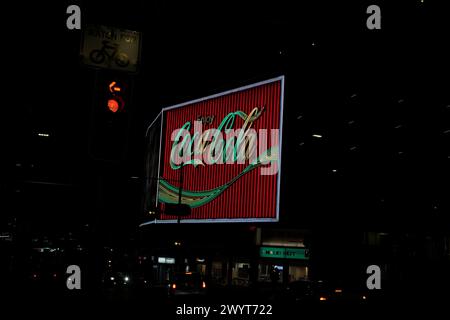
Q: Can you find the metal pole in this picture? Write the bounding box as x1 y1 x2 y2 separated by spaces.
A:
177 163 184 223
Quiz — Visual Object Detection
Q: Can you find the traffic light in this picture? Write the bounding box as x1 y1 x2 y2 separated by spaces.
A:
106 81 126 113
89 72 133 161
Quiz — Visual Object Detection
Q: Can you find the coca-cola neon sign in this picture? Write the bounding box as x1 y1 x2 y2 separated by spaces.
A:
144 76 284 224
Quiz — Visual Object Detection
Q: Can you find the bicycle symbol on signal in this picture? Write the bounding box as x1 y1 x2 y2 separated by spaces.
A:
89 40 130 68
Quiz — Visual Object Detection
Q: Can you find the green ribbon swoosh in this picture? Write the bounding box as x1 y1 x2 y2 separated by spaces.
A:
159 146 278 208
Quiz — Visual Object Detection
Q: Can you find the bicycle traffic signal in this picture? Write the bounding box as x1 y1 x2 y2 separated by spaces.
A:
89 72 133 161
106 80 126 113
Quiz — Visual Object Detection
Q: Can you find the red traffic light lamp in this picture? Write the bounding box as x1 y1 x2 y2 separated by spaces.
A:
107 99 120 113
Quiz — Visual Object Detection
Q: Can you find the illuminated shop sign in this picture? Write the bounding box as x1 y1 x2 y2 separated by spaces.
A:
143 76 284 224
259 246 309 260
158 257 175 264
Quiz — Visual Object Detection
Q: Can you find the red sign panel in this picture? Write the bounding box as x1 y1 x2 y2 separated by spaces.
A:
147 76 284 223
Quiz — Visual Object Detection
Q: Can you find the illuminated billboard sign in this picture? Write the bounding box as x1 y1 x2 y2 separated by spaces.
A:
259 247 309 260
142 76 284 224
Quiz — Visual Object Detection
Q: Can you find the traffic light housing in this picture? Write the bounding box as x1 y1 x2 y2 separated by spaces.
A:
89 72 133 161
